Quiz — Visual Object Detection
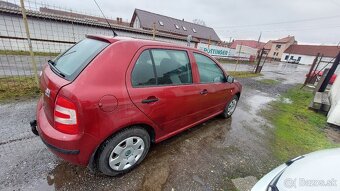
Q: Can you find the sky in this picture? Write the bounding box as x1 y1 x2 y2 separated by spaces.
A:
38 0 340 45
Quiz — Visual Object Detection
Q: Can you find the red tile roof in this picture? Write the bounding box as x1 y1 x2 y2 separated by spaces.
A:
263 40 273 50
284 44 340 57
230 40 265 49
272 36 295 43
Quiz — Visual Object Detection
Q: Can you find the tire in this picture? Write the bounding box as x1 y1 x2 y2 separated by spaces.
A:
222 95 239 119
96 127 150 176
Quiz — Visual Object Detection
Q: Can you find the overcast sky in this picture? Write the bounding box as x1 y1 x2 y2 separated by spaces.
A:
40 0 340 45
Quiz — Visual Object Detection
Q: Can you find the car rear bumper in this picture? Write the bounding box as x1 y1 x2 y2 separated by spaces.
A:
35 97 98 166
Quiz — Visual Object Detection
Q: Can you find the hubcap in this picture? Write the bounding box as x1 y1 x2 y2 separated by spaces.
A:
109 136 145 171
226 98 237 116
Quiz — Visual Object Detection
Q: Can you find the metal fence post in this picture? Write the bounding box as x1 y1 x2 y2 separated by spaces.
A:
19 0 39 88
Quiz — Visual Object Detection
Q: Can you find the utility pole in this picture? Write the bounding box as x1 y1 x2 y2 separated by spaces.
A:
235 43 242 71
20 0 39 87
152 22 156 40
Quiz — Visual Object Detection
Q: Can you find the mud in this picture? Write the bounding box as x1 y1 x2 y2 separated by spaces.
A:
0 63 310 190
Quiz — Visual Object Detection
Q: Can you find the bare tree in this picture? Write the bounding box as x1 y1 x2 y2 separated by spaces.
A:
192 19 206 26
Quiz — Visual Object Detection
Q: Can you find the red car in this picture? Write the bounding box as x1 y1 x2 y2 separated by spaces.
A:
306 70 337 85
30 35 242 176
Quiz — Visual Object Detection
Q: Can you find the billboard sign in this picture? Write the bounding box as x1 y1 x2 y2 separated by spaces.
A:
197 43 231 57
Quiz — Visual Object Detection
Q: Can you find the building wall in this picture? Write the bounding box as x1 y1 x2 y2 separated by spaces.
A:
234 44 258 58
280 53 333 65
328 74 340 126
268 39 295 59
133 16 141 29
0 13 195 53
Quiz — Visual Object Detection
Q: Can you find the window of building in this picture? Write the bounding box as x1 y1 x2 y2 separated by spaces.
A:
174 24 179 29
182 26 187 31
285 55 289 60
159 21 164 26
193 53 225 83
192 28 197 33
131 49 192 87
297 57 301 61
290 56 294 59
276 44 282 49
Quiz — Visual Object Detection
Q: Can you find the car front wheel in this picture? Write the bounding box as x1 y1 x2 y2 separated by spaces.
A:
97 127 150 176
222 95 238 118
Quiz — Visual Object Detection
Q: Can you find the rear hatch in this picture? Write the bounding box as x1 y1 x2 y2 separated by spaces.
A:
40 38 110 125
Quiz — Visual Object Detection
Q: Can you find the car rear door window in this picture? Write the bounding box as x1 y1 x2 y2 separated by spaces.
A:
151 49 192 85
131 50 157 86
132 49 192 87
194 53 225 83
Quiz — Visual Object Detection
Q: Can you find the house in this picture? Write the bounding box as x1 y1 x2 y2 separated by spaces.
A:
267 36 297 60
281 44 340 65
130 9 221 45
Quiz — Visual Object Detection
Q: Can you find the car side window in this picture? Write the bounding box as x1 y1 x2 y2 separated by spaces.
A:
194 53 225 83
151 49 192 85
131 50 157 86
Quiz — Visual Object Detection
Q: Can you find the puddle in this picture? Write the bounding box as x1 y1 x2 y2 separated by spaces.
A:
0 86 280 191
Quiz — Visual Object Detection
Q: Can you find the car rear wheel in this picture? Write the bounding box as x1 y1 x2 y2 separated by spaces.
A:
222 95 238 118
97 127 150 176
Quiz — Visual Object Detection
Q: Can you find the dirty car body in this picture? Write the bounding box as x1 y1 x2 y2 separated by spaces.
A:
31 35 242 176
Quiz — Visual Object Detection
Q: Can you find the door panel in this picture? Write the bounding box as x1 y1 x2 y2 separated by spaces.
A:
126 47 202 134
193 53 234 115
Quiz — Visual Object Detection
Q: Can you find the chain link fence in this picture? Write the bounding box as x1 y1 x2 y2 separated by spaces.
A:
0 0 195 100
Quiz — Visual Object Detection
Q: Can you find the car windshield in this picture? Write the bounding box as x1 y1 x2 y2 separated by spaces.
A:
52 38 109 81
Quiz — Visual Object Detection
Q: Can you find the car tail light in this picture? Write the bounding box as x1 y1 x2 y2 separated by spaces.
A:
54 96 79 134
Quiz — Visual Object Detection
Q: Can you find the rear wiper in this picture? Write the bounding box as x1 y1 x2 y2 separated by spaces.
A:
48 60 65 78
60 50 76 58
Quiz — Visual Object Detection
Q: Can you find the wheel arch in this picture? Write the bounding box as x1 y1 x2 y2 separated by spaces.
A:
87 123 156 172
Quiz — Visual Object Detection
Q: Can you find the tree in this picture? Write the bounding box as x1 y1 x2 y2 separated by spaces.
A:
192 19 206 26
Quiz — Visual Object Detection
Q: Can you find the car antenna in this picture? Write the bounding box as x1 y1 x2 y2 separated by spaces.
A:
93 0 118 37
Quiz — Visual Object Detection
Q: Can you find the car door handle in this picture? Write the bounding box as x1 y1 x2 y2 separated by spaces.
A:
200 89 208 95
141 97 159 104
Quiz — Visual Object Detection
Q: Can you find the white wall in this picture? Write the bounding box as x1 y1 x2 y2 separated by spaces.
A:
328 73 340 126
281 53 333 65
234 45 257 58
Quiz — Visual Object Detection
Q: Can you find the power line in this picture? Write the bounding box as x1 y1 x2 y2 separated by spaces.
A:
214 15 340 29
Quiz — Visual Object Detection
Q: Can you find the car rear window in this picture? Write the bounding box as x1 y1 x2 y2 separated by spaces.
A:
52 38 109 81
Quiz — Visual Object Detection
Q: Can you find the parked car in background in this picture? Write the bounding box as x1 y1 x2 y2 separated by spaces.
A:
252 148 340 191
30 35 242 176
287 58 299 64
305 70 337 85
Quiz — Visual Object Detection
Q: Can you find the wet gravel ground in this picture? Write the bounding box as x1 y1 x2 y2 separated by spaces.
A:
0 63 309 190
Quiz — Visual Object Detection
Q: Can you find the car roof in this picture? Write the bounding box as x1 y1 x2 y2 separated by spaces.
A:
86 34 203 52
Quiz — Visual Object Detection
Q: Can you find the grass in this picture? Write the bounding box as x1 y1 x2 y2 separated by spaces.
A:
228 71 263 78
258 79 280 85
263 86 338 162
0 76 40 103
0 50 59 57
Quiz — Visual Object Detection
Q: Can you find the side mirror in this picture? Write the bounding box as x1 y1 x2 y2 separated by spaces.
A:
226 75 234 83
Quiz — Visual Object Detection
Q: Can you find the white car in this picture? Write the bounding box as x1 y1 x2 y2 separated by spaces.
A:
252 148 340 191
